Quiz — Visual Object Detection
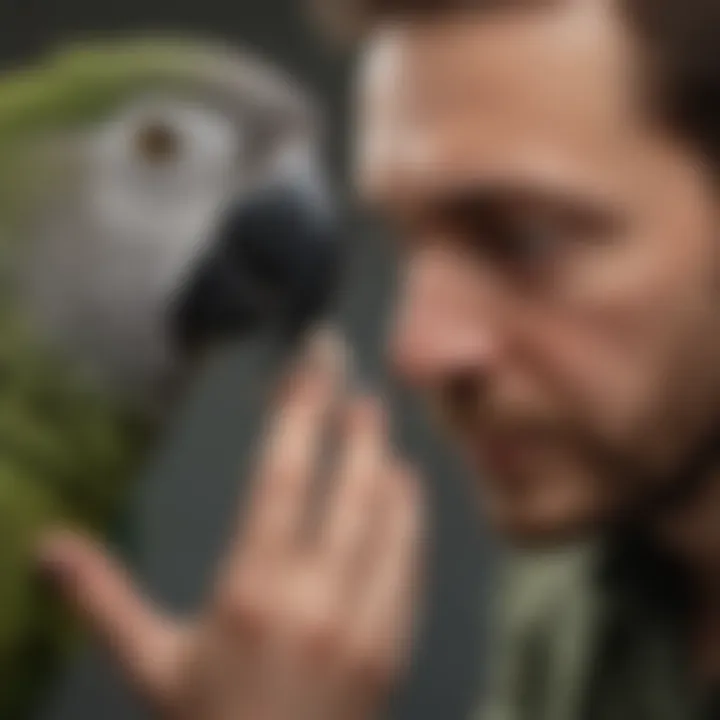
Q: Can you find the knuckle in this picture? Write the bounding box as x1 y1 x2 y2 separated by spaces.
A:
215 578 273 640
348 396 385 435
252 466 298 515
296 606 344 661
264 458 298 495
341 641 397 692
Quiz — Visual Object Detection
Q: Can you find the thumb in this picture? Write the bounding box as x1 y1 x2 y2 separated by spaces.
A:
37 529 188 705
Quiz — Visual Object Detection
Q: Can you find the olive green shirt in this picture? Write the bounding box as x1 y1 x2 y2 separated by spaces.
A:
476 534 718 720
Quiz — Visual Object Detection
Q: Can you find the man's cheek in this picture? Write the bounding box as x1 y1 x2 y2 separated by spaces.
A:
576 299 713 473
529 301 663 456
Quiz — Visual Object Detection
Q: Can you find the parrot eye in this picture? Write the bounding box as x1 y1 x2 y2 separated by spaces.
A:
134 120 182 165
86 96 243 240
89 96 242 179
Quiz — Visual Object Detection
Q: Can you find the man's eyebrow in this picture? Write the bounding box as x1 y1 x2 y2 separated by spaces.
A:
431 178 613 211
365 179 630 248
422 178 629 229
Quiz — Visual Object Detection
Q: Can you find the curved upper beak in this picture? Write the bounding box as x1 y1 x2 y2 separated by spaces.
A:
170 169 343 353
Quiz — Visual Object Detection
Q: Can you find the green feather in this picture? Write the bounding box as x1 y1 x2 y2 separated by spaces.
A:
0 298 154 717
0 37 224 137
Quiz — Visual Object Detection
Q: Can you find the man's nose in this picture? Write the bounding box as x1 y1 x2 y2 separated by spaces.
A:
389 249 501 386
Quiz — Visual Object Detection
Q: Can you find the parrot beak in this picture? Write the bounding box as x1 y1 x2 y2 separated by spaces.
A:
169 172 344 356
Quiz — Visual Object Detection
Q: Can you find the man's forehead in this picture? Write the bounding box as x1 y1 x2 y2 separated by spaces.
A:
357 4 613 93
352 0 640 206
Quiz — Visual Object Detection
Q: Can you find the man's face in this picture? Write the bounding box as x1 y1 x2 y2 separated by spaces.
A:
354 1 720 544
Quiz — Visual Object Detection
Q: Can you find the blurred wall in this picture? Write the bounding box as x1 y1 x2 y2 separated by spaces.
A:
0 2 492 719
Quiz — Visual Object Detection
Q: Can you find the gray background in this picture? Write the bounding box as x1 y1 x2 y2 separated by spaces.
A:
0 2 493 718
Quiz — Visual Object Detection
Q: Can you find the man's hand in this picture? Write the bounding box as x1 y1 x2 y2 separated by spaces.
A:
38 330 426 720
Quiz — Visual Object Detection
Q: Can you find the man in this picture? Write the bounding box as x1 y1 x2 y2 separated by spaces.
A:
39 0 720 718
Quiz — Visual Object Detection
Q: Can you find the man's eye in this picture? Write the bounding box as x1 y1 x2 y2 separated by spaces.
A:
501 220 558 263
486 203 619 272
485 215 565 273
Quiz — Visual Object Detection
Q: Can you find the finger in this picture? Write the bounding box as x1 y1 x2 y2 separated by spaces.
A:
351 463 426 679
230 329 348 570
321 397 386 586
37 529 187 704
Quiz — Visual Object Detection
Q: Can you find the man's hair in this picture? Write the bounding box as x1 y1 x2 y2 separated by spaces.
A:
315 0 720 167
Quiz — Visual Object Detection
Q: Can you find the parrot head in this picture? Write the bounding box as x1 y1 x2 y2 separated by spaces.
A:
0 37 341 421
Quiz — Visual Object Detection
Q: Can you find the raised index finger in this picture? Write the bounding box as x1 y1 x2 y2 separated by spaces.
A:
234 329 348 567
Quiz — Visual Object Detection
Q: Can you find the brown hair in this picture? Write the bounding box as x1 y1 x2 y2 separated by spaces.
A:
624 0 720 165
313 0 720 166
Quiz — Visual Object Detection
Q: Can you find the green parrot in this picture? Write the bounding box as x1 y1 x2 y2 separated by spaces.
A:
0 36 338 718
